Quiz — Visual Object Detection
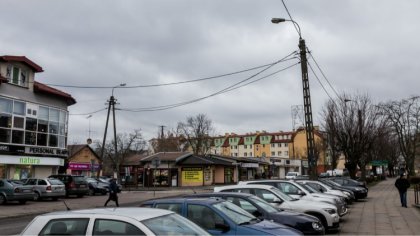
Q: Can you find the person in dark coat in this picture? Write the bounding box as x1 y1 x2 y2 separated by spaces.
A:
104 178 119 207
395 173 410 208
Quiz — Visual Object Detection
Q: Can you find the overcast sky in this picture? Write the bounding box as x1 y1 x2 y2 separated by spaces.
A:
1 0 419 145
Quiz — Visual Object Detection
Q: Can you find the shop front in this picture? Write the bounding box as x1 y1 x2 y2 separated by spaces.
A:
68 162 100 176
0 154 64 179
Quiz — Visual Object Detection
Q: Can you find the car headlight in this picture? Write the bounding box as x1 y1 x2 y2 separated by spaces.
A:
355 187 364 191
323 208 337 215
312 221 324 231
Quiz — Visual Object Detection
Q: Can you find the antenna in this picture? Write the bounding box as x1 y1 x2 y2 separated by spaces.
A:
291 105 304 131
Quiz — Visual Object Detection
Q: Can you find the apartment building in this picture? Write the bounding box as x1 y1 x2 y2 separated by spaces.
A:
0 55 75 179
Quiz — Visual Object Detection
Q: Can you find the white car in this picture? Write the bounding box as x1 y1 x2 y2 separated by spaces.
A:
20 207 210 236
214 184 340 231
239 180 348 217
286 172 300 179
295 179 355 204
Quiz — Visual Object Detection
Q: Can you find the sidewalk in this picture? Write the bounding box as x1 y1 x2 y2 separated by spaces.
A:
338 177 420 235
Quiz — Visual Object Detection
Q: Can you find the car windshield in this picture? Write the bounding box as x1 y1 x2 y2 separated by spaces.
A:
299 183 318 193
249 196 278 213
286 173 297 176
7 180 24 186
325 180 341 187
269 186 295 201
142 213 209 236
213 201 257 225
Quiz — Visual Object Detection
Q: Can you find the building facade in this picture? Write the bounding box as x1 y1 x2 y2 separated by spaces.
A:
0 55 75 179
67 145 100 177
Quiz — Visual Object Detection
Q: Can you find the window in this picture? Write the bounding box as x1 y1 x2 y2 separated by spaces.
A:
0 98 13 113
25 118 37 131
244 153 247 157
155 203 182 214
11 130 24 144
39 106 49 121
278 151 282 156
187 205 224 231
0 129 11 143
262 144 265 148
13 117 24 129
6 66 28 87
93 219 145 235
244 145 247 149
249 152 252 156
285 151 289 156
0 114 12 128
271 152 275 156
271 144 275 148
39 219 89 236
285 143 289 147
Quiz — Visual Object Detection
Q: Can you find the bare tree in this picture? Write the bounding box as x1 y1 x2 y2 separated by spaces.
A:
381 96 420 176
152 129 185 153
94 129 146 182
322 93 387 179
176 114 214 155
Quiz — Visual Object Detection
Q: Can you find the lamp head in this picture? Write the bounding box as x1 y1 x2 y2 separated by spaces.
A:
271 18 286 24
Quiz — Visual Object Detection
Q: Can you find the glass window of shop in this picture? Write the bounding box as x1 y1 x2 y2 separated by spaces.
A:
0 97 68 149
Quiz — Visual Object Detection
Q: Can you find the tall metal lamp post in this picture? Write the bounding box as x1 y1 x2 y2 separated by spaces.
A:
271 18 316 179
97 83 126 178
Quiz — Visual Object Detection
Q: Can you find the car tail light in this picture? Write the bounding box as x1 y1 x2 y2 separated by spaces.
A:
14 188 21 193
69 181 76 189
46 186 52 191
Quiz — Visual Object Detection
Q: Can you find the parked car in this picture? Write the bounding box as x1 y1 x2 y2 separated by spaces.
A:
185 192 325 235
20 207 211 236
214 184 340 231
328 177 368 190
84 177 108 195
295 179 354 204
286 172 300 180
140 197 303 235
319 179 368 201
0 179 34 204
238 180 348 217
48 175 89 197
24 178 66 201
96 177 122 193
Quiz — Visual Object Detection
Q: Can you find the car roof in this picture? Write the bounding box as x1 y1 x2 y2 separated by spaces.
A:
186 192 254 198
215 184 277 191
42 207 172 221
143 197 224 205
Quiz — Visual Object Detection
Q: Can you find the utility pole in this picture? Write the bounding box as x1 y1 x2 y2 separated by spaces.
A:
98 84 125 178
271 18 317 179
299 38 316 179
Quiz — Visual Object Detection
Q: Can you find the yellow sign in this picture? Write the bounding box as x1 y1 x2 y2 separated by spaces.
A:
182 168 203 183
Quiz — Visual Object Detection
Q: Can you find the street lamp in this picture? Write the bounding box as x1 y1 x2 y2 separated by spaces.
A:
271 17 316 179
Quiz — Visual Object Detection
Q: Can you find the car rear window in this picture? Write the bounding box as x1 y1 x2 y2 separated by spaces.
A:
73 176 86 182
49 179 64 185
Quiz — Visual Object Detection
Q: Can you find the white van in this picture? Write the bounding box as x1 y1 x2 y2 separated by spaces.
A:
285 172 299 180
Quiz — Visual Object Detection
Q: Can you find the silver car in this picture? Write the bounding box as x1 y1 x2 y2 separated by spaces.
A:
24 178 66 201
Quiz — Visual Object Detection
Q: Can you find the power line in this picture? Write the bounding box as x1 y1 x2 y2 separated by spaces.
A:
307 49 341 100
307 61 338 107
120 61 299 112
69 108 107 116
43 60 293 89
281 0 300 37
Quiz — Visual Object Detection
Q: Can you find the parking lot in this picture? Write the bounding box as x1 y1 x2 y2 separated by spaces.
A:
1 178 420 235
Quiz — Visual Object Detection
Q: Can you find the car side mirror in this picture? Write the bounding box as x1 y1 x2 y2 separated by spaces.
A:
297 190 305 196
215 223 230 232
272 197 283 204
252 210 263 218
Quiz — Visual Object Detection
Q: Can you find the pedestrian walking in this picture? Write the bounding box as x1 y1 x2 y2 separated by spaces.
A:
104 178 119 207
394 173 410 208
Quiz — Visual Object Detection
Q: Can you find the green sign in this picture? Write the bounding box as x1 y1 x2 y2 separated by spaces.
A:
371 160 388 166
19 157 41 165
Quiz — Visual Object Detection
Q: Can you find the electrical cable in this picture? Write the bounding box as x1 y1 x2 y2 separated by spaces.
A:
307 61 338 107
307 49 341 100
69 108 107 116
281 0 300 37
119 61 299 112
42 60 293 89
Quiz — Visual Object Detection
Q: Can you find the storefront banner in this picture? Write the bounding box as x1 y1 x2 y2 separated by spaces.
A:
0 155 64 166
241 163 259 168
69 163 100 170
181 167 203 183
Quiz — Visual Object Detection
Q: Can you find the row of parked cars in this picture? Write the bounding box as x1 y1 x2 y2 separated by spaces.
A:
0 175 122 205
19 176 369 235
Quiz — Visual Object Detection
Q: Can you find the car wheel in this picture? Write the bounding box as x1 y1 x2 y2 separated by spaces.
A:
52 197 58 201
19 200 27 204
77 194 84 198
307 213 328 230
0 194 6 205
34 192 41 201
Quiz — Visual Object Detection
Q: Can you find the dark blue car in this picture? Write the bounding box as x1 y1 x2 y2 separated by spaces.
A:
140 197 303 235
186 192 325 235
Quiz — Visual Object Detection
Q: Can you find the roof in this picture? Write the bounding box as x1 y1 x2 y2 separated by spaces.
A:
44 207 173 221
140 152 192 162
0 55 43 72
34 81 76 106
67 144 100 161
123 153 148 165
